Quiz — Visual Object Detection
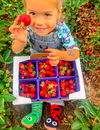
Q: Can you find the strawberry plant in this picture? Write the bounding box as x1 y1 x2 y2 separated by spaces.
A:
71 99 100 130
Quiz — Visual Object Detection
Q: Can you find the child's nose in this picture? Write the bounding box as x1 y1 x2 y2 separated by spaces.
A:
36 17 45 25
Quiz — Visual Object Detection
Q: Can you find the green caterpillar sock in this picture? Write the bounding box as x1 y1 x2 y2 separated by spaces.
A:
21 102 43 128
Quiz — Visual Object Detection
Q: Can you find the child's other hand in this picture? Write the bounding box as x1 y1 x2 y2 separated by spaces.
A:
45 49 62 66
9 15 27 43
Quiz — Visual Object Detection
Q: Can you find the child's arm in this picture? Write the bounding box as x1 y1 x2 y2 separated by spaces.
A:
9 15 27 53
45 49 80 66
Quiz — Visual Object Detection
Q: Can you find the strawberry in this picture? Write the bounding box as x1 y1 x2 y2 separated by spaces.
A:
40 81 47 90
69 90 75 94
30 93 36 99
51 86 57 93
62 66 67 71
20 75 25 79
59 70 65 76
59 65 63 70
39 62 44 66
44 64 50 71
39 72 46 78
39 65 44 70
28 68 33 73
20 83 27 88
29 87 36 93
65 87 69 93
45 59 51 65
66 70 71 76
19 14 31 28
69 84 75 90
49 71 55 77
24 70 29 77
19 63 25 69
29 71 36 78
20 92 26 97
52 92 57 97
45 70 50 75
45 93 52 99
61 90 67 97
40 90 47 97
26 92 30 97
26 62 33 68
24 86 29 93
64 61 68 66
68 62 72 66
65 80 69 87
69 79 74 84
50 67 55 72
59 61 64 66
60 80 66 90
20 69 26 75
89 52 93 55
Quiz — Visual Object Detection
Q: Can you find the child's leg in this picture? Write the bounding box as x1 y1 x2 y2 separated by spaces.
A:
21 102 43 128
44 101 64 130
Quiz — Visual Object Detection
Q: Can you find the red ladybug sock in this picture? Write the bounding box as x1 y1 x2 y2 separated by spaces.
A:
44 104 61 130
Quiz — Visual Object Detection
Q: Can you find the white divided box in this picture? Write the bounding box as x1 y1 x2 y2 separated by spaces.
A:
13 56 86 105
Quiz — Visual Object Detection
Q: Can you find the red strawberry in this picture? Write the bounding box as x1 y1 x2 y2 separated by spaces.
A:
59 61 64 66
50 67 55 72
24 70 29 77
40 81 47 90
19 14 31 28
52 92 57 97
39 62 44 66
29 87 36 93
61 90 67 97
69 84 75 90
26 62 33 68
65 87 69 93
45 93 52 99
51 86 57 92
30 93 36 99
66 70 71 76
59 65 63 70
20 92 26 97
52 81 58 87
24 86 29 93
59 70 65 76
45 70 50 75
26 92 30 97
69 79 74 84
28 68 33 73
44 64 50 71
29 71 36 78
60 80 66 90
45 59 51 65
39 65 44 70
69 90 75 94
40 90 47 97
20 75 25 79
39 72 46 78
19 63 25 69
20 69 26 75
68 62 72 66
49 72 55 77
65 80 69 87
20 83 27 88
65 61 68 66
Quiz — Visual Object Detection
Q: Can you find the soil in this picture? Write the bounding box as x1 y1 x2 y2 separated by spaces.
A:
1 2 100 130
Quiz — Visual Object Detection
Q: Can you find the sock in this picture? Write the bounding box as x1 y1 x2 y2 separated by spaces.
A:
44 104 61 130
21 102 43 128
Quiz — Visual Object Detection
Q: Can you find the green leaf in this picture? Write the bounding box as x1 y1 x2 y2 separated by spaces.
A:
74 111 83 122
0 95 4 113
82 123 88 130
5 58 13 64
12 125 26 130
95 57 100 62
3 93 16 102
4 50 11 61
0 20 12 29
5 128 12 130
71 121 82 129
0 55 4 62
0 70 4 75
97 105 100 116
86 101 97 117
0 81 4 90
0 10 5 15
77 102 84 109
0 116 5 124
0 41 6 46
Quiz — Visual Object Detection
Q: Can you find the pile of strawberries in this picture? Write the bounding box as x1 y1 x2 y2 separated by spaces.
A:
39 59 55 78
60 79 76 97
40 80 58 99
19 62 36 79
58 61 75 76
19 83 36 99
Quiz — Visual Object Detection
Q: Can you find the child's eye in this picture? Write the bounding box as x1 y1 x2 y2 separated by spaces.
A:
45 14 51 17
30 12 36 16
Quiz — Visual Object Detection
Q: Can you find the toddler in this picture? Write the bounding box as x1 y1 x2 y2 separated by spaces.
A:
9 0 80 129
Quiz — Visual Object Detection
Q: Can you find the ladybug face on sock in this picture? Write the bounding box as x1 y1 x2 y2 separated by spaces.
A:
45 116 59 128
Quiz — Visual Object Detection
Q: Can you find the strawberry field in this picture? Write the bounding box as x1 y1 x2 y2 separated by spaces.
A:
0 0 100 130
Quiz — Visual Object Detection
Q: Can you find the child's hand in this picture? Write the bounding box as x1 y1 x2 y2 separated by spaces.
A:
9 15 27 43
45 49 62 66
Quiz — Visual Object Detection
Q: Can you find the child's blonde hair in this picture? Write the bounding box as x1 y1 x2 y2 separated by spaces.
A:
22 0 63 11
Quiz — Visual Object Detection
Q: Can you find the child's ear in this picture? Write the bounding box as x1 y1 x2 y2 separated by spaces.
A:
57 7 62 19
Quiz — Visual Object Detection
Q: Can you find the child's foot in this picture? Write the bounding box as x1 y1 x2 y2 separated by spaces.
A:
21 102 43 128
44 104 61 130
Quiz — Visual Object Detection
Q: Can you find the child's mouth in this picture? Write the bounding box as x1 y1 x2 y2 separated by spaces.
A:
36 27 46 31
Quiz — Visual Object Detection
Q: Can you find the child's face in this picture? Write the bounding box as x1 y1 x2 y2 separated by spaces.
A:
25 0 61 36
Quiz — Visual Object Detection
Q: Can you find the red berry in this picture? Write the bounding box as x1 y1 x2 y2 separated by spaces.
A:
29 87 36 93
45 93 52 99
20 92 26 97
19 14 31 27
61 90 67 97
85 51 89 55
30 93 36 99
92 21 95 25
79 13 82 16
89 52 93 55
93 28 97 32
86 3 89 6
66 70 71 76
88 45 92 50
28 68 33 73
26 62 33 68
29 71 36 78
59 61 64 66
19 63 25 69
69 84 75 90
20 75 25 79
69 90 75 94
40 90 47 97
69 79 74 84
84 41 87 44
24 86 29 93
90 17 93 21
98 23 100 26
20 83 27 88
